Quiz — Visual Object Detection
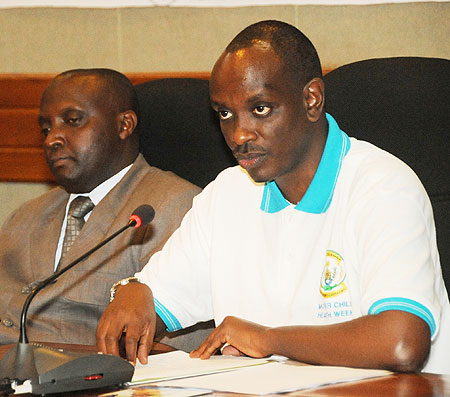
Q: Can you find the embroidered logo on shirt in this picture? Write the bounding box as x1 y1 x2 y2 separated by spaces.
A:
320 250 347 298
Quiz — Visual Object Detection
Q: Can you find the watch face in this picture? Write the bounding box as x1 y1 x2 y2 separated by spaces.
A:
123 277 136 285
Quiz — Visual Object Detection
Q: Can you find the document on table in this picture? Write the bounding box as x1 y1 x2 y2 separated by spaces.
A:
129 350 272 385
128 351 392 394
157 361 392 395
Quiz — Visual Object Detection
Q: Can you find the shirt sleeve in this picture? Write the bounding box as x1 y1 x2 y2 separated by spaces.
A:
351 154 442 339
135 183 216 330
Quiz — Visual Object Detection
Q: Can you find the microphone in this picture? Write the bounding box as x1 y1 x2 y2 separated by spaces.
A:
0 205 155 395
129 204 155 228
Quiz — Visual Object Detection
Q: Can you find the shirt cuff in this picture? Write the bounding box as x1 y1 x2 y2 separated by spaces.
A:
154 297 182 332
369 297 436 337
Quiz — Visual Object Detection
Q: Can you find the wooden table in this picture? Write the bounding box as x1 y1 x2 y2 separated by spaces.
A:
1 343 449 396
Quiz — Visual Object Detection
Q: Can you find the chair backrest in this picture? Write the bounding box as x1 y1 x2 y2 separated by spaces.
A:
324 56 450 293
135 78 236 188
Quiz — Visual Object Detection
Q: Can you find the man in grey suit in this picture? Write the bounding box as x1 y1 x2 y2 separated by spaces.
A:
0 69 205 347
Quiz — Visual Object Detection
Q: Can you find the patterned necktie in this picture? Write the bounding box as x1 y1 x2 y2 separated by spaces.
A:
59 196 95 264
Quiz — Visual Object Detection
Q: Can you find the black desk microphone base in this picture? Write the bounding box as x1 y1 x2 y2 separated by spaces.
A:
0 342 134 395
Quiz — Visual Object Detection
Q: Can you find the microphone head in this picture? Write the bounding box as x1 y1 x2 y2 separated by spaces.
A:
129 205 155 228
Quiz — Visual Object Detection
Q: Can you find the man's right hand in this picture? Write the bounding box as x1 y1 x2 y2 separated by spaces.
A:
96 282 156 365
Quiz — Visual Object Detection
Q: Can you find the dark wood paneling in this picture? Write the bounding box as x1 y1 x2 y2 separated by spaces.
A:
0 72 211 108
0 74 54 108
0 148 54 182
0 109 42 147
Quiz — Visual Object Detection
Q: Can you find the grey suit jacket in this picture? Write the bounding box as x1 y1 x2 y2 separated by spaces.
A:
0 154 202 345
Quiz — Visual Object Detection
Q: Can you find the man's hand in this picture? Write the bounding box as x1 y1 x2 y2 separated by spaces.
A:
190 312 431 372
190 316 272 359
96 282 156 365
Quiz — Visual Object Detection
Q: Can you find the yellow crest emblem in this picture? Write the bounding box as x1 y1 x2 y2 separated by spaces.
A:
320 250 347 298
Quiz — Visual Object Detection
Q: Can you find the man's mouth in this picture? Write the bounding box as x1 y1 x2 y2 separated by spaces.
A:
234 153 264 169
48 156 72 168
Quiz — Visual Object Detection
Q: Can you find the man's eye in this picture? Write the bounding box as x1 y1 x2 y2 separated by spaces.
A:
41 127 50 136
218 110 232 121
67 117 80 125
253 106 271 116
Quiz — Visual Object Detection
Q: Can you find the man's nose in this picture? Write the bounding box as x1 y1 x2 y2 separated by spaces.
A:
44 126 64 150
232 119 257 146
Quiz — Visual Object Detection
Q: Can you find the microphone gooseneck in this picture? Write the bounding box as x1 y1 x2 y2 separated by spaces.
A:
1 204 155 394
19 204 155 344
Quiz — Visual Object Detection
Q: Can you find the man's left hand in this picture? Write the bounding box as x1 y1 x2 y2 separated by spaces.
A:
190 315 272 359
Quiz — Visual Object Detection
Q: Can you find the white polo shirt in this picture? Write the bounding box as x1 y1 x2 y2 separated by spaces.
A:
137 114 450 374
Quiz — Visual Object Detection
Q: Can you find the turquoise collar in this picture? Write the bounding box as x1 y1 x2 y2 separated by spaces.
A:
260 113 350 214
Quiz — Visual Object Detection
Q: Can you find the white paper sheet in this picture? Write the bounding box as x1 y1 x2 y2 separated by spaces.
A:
130 350 272 384
157 361 392 395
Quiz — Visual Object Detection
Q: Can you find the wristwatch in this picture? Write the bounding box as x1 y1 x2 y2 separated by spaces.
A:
109 276 142 302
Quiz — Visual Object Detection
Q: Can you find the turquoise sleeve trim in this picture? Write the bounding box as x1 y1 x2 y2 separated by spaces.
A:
154 297 182 332
369 297 436 336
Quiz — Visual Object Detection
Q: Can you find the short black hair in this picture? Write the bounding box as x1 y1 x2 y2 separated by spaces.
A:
55 68 139 118
226 20 322 87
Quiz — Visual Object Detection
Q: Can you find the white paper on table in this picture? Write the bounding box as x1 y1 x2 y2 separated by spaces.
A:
157 361 392 395
129 350 272 385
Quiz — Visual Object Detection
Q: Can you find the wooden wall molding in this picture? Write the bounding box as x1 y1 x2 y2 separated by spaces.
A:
0 70 330 183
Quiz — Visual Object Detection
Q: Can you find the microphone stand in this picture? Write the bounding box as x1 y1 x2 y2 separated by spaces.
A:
21 220 136 344
0 219 140 395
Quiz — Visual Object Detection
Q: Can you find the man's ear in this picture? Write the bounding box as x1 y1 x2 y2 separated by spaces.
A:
303 78 325 122
118 110 138 139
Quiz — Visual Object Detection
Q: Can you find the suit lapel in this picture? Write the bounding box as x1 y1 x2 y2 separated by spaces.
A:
30 189 69 282
57 155 148 277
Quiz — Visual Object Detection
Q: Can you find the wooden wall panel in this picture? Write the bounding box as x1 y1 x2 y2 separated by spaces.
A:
0 73 210 108
0 70 330 183
0 148 53 182
0 75 54 108
0 109 42 147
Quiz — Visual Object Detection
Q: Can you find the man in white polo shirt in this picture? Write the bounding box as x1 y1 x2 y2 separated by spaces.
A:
97 21 450 374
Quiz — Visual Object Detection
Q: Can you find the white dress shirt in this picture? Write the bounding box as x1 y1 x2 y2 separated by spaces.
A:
54 164 132 270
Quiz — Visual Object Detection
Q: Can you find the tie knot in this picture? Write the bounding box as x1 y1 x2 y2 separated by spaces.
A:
69 196 94 219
